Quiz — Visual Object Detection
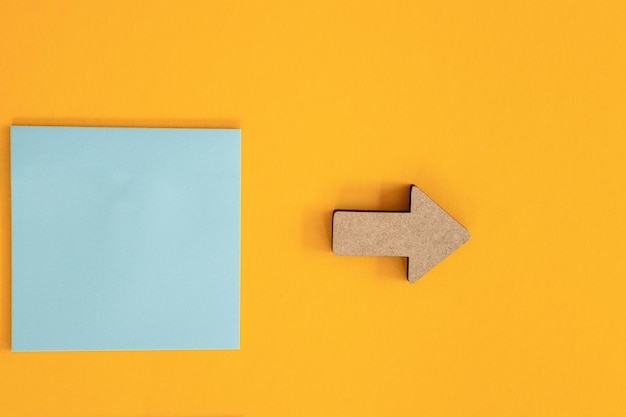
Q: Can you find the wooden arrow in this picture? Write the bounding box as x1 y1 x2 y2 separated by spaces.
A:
332 185 470 283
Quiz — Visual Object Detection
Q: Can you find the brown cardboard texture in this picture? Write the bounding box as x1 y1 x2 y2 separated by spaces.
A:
332 185 470 283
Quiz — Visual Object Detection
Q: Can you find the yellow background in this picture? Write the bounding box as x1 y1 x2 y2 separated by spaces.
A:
1 1 626 416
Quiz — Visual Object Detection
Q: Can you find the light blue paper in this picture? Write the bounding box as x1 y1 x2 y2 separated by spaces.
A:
11 126 240 351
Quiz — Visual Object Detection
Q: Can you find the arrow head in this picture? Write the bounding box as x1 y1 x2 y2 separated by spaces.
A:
406 185 470 283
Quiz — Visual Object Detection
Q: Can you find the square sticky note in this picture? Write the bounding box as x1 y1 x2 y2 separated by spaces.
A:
10 126 240 351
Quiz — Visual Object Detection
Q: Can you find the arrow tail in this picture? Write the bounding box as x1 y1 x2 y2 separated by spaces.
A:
332 211 413 257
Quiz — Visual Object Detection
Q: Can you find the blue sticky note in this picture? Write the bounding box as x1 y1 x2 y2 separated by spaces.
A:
11 126 240 351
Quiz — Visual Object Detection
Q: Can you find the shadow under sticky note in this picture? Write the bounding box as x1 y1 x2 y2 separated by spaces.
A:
10 126 240 351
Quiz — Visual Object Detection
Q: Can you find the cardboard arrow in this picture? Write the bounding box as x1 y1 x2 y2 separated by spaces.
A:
332 185 470 283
